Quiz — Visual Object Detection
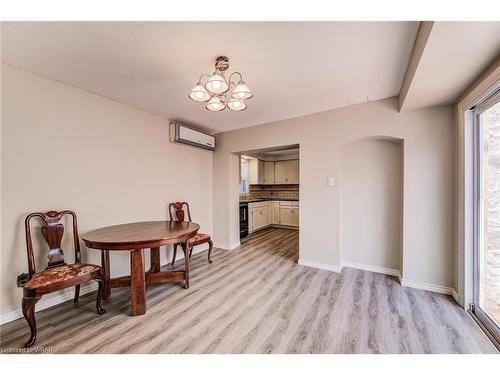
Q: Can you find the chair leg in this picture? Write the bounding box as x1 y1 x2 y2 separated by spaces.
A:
22 295 40 348
208 240 213 264
171 243 178 265
101 250 111 300
74 284 80 302
95 276 106 315
189 245 193 259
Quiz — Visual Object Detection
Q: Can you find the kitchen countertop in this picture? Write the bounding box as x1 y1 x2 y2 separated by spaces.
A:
240 198 299 203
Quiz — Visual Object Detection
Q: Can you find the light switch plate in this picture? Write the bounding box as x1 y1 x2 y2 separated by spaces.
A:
327 177 335 186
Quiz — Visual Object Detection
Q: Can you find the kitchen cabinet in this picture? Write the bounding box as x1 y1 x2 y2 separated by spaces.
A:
291 207 299 226
249 202 270 232
286 159 299 184
279 207 293 226
248 159 264 184
279 203 299 227
248 158 298 185
274 160 299 184
248 200 299 232
270 201 280 224
263 161 275 184
274 161 287 184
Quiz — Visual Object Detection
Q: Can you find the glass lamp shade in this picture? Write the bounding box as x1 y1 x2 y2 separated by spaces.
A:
232 82 253 100
205 96 226 111
227 98 247 112
205 74 229 94
188 84 211 102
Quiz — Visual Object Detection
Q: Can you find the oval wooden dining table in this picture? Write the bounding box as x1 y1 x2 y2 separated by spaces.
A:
82 220 199 316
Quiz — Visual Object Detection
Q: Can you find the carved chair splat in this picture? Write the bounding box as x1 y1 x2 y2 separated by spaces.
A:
168 202 213 265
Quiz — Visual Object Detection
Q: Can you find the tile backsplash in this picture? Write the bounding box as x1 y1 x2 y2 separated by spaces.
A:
240 184 299 200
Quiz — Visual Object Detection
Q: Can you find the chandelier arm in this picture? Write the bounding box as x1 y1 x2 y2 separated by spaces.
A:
228 72 243 85
198 74 211 84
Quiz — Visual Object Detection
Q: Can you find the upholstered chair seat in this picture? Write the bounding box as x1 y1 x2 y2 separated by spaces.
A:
188 233 211 245
23 263 101 294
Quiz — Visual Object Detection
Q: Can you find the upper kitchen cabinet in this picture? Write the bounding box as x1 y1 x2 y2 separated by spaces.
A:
286 159 299 184
248 158 264 184
274 161 287 184
275 159 299 184
263 161 275 184
248 158 299 185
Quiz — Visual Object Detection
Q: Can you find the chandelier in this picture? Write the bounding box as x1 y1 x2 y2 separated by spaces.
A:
188 56 253 112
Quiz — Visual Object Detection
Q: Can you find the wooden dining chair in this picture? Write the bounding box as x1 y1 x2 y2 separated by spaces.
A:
169 202 213 265
17 210 106 348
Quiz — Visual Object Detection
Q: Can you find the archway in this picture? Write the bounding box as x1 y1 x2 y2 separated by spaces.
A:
340 137 403 275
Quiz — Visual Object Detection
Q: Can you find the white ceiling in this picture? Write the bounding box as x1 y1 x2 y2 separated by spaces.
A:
400 22 500 111
1 22 419 133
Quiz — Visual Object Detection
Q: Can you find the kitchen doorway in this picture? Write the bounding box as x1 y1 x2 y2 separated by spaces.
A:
237 144 300 259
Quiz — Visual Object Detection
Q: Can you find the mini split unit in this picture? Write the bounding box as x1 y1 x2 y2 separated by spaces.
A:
169 122 215 151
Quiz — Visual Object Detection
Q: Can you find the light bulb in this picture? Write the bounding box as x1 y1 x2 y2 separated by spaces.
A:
232 82 253 100
206 96 226 111
188 83 210 102
228 98 247 111
205 74 229 94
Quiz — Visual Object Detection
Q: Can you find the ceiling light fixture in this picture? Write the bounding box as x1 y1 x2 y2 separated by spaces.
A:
189 56 253 112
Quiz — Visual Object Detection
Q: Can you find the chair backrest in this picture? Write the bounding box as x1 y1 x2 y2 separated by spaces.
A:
168 202 192 223
24 210 80 278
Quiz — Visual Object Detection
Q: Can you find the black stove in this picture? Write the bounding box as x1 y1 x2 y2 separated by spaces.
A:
239 202 249 239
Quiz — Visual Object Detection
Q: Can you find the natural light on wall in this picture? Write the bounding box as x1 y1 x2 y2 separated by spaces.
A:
240 156 249 193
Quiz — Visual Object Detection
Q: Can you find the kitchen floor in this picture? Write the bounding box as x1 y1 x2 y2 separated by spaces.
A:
0 227 496 353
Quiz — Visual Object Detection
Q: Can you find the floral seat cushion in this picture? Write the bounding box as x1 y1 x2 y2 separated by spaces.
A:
25 263 101 292
188 233 211 244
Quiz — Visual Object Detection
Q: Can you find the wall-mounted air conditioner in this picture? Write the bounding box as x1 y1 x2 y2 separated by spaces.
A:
169 122 215 151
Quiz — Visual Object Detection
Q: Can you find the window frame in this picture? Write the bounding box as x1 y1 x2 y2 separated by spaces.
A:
472 88 500 346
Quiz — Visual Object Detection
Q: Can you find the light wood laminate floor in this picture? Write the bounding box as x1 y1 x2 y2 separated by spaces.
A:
0 228 497 353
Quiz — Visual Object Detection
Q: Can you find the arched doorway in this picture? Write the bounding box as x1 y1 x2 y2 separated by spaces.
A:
340 138 403 274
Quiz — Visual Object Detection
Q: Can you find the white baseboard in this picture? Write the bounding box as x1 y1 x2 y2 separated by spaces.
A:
0 282 98 326
298 259 342 273
300 259 458 299
341 261 402 279
400 278 455 296
452 288 460 304
213 241 240 251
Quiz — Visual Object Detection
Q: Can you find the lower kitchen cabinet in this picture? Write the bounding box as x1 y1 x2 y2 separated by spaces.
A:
270 201 280 224
249 202 270 233
279 206 299 227
292 207 299 226
249 201 299 233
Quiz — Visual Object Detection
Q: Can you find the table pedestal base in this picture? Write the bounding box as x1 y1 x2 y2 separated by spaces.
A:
101 244 189 316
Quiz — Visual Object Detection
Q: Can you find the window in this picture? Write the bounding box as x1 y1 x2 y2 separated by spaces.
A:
240 156 249 193
473 88 500 345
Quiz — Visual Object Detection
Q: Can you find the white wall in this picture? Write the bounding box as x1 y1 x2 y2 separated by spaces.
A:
213 97 455 290
340 139 403 271
0 64 213 317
